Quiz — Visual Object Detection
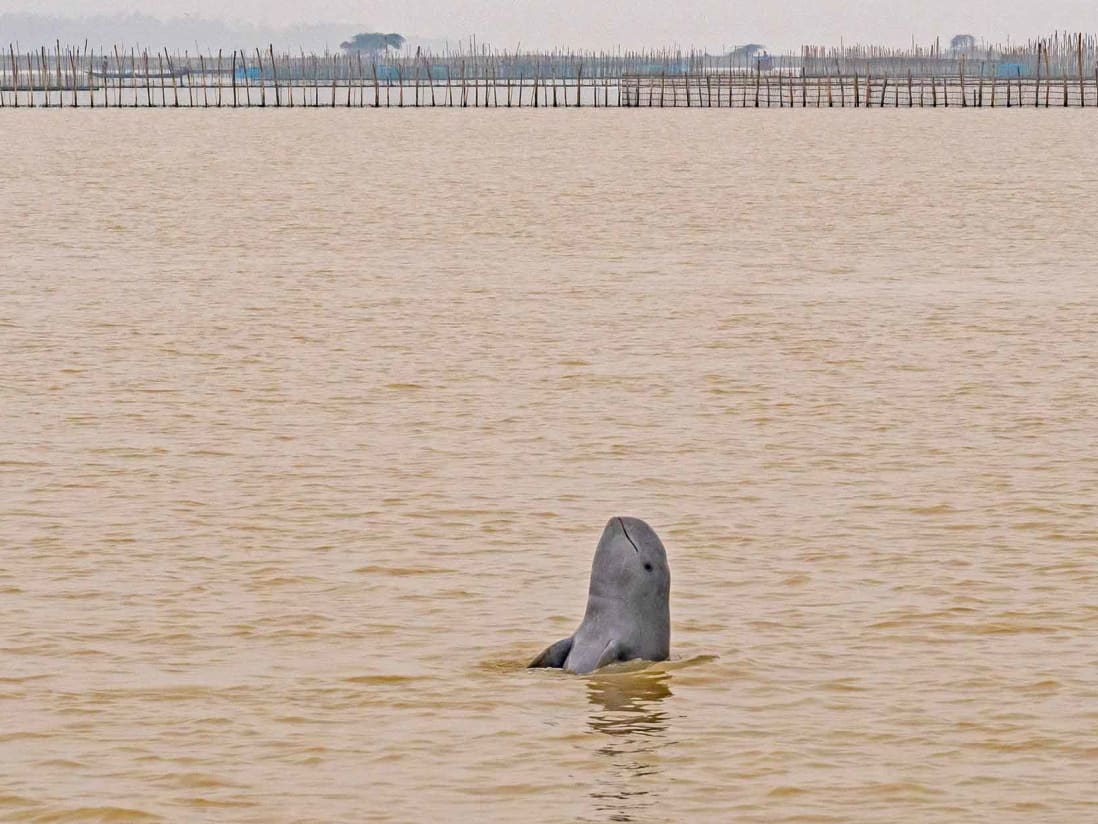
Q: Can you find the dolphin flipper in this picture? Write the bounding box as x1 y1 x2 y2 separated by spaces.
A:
593 639 623 670
563 638 623 674
529 636 574 668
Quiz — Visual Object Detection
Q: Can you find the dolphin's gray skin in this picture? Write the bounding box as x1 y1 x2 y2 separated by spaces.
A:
529 517 670 674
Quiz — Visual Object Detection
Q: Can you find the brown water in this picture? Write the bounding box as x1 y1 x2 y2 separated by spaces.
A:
1 111 1095 823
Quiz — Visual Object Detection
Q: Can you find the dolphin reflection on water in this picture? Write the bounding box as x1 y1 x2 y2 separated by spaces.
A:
586 668 673 736
585 668 673 822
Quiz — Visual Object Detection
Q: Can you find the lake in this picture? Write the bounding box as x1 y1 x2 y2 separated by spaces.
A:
1 110 1094 822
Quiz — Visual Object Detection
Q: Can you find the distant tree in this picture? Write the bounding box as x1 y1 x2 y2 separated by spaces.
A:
729 43 766 58
950 34 977 52
340 32 406 55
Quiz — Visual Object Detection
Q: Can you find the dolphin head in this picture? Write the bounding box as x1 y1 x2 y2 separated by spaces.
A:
589 516 671 607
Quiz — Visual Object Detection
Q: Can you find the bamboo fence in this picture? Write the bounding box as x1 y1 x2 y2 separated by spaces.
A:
2 34 1096 109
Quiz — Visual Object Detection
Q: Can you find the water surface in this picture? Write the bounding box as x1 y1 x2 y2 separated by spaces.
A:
1 111 1095 822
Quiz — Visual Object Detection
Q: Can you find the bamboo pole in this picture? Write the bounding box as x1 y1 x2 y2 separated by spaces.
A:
315 54 320 107
1036 41 1042 108
1078 33 1086 106
270 45 280 107
360 52 366 107
55 41 63 107
185 50 194 107
9 45 17 109
255 48 265 107
141 50 149 107
283 51 291 108
168 50 180 107
26 49 35 108
42 47 50 109
1045 43 1052 107
156 50 165 107
69 47 78 107
960 54 966 107
341 53 349 107
107 46 117 107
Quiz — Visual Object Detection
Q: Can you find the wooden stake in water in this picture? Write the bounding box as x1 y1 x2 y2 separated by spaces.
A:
1045 43 1052 107
139 50 148 107
270 45 280 107
255 48 265 107
41 47 50 109
1078 33 1086 107
332 53 339 108
359 52 367 108
69 47 78 107
185 51 194 107
168 50 180 107
960 55 966 107
8 45 18 108
55 41 64 108
1036 41 1042 108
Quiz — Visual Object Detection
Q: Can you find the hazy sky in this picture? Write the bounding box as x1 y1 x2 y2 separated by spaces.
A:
7 1 1098 50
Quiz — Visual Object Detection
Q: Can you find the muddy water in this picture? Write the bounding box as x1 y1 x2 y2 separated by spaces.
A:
1 111 1095 823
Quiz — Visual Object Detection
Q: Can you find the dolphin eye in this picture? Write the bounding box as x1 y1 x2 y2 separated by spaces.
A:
644 562 653 571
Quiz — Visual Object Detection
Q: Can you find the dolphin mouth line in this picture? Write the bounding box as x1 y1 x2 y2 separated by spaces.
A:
618 518 640 553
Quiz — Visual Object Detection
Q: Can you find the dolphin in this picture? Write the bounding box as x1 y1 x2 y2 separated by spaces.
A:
529 517 670 674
